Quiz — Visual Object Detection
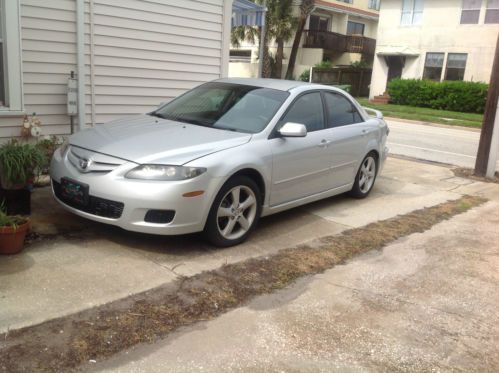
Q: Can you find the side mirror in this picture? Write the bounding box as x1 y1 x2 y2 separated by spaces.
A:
278 122 307 138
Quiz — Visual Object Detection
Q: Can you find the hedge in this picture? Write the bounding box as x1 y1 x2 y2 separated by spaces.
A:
387 79 488 114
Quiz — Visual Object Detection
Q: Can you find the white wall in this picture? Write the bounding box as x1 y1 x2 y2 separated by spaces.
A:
370 0 499 98
1 0 230 140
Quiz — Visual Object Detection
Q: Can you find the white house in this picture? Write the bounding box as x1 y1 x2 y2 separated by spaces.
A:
370 0 499 99
0 0 233 140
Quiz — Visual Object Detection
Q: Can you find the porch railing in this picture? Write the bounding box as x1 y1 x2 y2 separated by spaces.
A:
303 30 376 55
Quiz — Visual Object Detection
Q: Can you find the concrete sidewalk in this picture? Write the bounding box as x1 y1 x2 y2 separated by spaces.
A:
1 157 499 335
93 198 499 372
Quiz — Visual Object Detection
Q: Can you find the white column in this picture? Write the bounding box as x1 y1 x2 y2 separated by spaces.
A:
76 0 85 131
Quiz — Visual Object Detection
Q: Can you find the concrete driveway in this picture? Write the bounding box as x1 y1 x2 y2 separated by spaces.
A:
1 156 497 335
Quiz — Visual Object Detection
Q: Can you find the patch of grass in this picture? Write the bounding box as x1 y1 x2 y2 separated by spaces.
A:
0 195 487 372
357 98 484 128
453 167 499 184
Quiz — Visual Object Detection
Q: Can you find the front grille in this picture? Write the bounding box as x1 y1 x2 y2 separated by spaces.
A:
52 179 124 219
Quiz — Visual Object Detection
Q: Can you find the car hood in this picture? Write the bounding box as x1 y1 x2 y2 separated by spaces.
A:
69 115 252 165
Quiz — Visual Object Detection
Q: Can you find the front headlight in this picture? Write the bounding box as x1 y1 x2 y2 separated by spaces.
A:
125 165 207 181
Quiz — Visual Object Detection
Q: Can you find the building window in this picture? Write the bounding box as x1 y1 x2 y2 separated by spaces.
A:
0 0 22 112
401 0 424 25
347 21 365 35
423 53 444 81
445 53 468 80
485 0 499 23
229 50 251 63
338 0 353 3
461 0 482 24
309 14 330 31
0 2 5 106
368 0 381 10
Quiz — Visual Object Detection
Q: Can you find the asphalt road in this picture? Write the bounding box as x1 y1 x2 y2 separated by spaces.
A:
386 119 499 171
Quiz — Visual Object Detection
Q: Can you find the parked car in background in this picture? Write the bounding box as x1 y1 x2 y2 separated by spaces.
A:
50 78 389 246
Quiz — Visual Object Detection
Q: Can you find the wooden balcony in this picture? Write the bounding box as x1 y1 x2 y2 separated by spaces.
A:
303 30 376 55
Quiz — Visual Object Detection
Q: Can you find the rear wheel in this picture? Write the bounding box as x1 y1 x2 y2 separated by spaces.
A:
204 176 261 247
349 152 378 199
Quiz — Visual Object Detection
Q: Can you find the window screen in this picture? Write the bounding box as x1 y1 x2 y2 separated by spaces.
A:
445 54 467 81
281 92 325 132
324 92 363 128
401 0 424 25
423 52 444 81
486 0 499 23
461 0 482 24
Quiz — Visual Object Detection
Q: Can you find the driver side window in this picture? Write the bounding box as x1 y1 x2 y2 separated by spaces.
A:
280 92 325 132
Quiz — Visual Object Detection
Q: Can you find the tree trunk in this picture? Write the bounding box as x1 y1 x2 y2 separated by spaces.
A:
274 38 284 79
285 16 307 80
261 14 272 78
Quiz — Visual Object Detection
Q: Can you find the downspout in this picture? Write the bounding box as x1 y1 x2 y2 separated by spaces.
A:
76 0 85 131
89 0 96 126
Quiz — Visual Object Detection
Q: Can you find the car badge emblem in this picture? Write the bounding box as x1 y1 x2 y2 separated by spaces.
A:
79 158 90 170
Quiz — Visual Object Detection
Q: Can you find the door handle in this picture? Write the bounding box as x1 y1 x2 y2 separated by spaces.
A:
361 129 368 136
318 139 332 148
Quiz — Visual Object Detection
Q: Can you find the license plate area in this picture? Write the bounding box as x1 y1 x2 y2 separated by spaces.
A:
60 177 89 207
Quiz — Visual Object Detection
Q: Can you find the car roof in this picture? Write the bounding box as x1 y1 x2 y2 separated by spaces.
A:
214 78 319 92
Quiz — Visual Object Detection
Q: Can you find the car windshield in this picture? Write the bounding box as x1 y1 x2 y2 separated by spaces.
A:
152 82 289 133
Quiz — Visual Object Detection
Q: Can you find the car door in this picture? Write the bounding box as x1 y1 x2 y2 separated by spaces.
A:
322 91 370 188
269 91 333 206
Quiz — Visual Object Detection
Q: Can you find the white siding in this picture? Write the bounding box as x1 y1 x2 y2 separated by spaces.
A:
0 0 227 139
87 0 224 125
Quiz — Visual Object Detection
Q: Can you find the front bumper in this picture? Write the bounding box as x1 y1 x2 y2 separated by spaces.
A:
50 148 222 235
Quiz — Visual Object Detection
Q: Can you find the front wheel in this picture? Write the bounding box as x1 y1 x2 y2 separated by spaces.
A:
204 176 261 247
349 153 378 199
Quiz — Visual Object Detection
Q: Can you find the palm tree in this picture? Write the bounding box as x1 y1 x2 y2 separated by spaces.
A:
285 0 315 80
231 0 297 79
268 0 296 78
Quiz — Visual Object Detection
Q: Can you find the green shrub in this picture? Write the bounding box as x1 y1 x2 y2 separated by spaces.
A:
387 79 488 113
298 69 310 82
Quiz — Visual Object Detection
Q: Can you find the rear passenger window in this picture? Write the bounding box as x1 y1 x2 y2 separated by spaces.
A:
324 92 363 127
280 92 325 132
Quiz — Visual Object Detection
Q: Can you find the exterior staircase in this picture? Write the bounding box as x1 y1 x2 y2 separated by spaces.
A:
370 92 390 105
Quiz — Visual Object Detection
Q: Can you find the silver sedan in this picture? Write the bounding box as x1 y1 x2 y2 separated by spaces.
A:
50 78 389 246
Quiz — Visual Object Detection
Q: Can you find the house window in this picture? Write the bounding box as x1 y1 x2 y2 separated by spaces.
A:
309 14 329 31
401 0 424 25
461 0 482 24
347 21 365 35
423 52 444 81
0 0 22 112
229 49 251 63
485 0 499 23
445 53 468 80
0 2 5 106
368 0 381 10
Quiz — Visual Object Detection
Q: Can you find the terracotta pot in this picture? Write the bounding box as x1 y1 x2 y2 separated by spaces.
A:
0 220 30 255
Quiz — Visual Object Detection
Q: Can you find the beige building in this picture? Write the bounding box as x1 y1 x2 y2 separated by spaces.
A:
0 0 232 140
370 0 499 99
229 0 380 79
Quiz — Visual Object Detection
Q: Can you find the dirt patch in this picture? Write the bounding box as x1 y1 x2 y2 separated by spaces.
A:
0 195 486 372
453 167 499 184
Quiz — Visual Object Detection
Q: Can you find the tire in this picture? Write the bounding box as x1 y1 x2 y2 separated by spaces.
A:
349 152 378 199
204 175 262 247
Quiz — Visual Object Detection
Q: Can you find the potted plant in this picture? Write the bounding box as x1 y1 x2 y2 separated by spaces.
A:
0 208 29 255
0 140 45 215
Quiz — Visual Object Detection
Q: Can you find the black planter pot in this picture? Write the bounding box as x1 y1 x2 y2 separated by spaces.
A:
0 188 31 215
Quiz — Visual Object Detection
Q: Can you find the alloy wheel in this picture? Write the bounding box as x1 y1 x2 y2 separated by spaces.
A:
359 156 376 194
216 185 257 240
